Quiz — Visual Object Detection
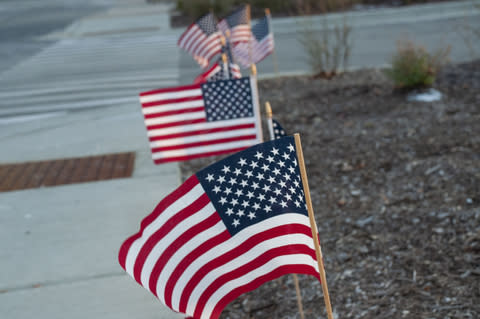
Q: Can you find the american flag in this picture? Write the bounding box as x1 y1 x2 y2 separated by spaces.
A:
118 136 320 319
233 13 274 68
178 13 222 68
193 58 242 84
139 77 262 164
217 5 251 45
272 118 287 139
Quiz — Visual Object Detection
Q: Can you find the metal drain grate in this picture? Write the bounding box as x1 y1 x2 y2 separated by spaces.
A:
0 152 135 192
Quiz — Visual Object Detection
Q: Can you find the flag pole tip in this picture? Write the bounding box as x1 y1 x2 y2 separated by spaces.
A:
265 8 271 15
265 102 272 118
250 64 257 76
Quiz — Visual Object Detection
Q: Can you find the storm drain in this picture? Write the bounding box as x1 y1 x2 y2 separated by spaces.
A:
0 152 135 192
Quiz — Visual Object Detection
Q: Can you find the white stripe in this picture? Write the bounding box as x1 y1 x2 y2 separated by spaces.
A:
142 99 204 115
144 111 206 126
140 202 216 290
152 139 259 160
124 183 205 276
147 117 256 137
149 128 258 148
196 35 221 60
187 33 208 56
156 220 226 305
140 88 202 104
170 213 311 311
179 25 201 49
202 254 318 319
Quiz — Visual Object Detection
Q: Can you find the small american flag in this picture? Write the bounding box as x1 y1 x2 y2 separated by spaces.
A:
139 77 262 164
178 13 222 68
217 5 251 45
233 13 274 68
193 58 242 84
118 136 320 319
272 118 287 139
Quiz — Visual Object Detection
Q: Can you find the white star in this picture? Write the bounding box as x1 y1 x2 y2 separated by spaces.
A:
240 180 248 187
288 166 295 174
294 180 300 187
246 191 254 199
271 147 279 155
274 188 282 196
268 196 277 204
228 177 237 185
213 185 221 193
282 152 290 160
279 180 286 188
219 197 227 205
278 160 285 168
252 202 261 210
261 164 270 172
231 198 238 206
262 185 271 192
284 173 291 181
236 209 245 217
258 193 266 201
221 165 231 174
254 151 264 160
225 208 234 216
245 170 253 178
235 189 243 197
249 161 258 169
217 175 226 184
252 182 259 190
224 187 232 195
280 200 287 208
285 193 292 201
206 174 214 182
232 219 240 227
233 168 242 176
238 158 247 166
247 212 256 219
272 168 281 175
267 176 276 184
289 186 296 194
265 205 272 213
256 172 264 180
241 200 249 208
266 155 275 163
288 144 295 152
293 158 298 167
294 200 301 207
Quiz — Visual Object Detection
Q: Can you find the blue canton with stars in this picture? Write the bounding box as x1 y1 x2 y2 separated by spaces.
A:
201 77 254 122
252 16 270 41
196 13 219 36
197 136 307 236
272 118 287 139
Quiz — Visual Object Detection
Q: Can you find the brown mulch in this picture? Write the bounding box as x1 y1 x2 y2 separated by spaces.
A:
179 60 480 319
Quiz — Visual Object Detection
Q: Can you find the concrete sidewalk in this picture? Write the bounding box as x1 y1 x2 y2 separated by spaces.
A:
0 1 184 319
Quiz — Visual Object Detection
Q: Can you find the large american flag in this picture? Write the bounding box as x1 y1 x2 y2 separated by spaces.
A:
139 77 262 164
233 13 274 68
118 136 320 319
193 58 242 84
178 13 222 68
217 5 251 45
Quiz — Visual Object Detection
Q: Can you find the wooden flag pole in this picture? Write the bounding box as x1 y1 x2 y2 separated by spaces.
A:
294 133 335 319
250 63 257 77
265 8 279 75
266 102 305 319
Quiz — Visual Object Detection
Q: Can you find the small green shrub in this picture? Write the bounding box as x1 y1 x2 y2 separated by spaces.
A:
385 40 451 90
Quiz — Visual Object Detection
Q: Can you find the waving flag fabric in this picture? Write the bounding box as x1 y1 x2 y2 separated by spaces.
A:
272 118 287 139
118 136 320 319
178 13 222 68
193 58 242 84
217 5 251 45
139 77 262 164
233 13 274 68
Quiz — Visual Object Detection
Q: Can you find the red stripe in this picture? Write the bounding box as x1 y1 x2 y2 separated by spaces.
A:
142 95 203 108
178 224 312 313
144 106 205 120
178 23 196 45
151 135 258 152
146 118 207 131
131 193 211 286
192 34 220 59
210 265 320 319
163 230 231 309
153 146 251 165
140 83 201 97
148 212 222 297
194 245 318 319
118 176 199 269
149 123 255 141
189 33 209 57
